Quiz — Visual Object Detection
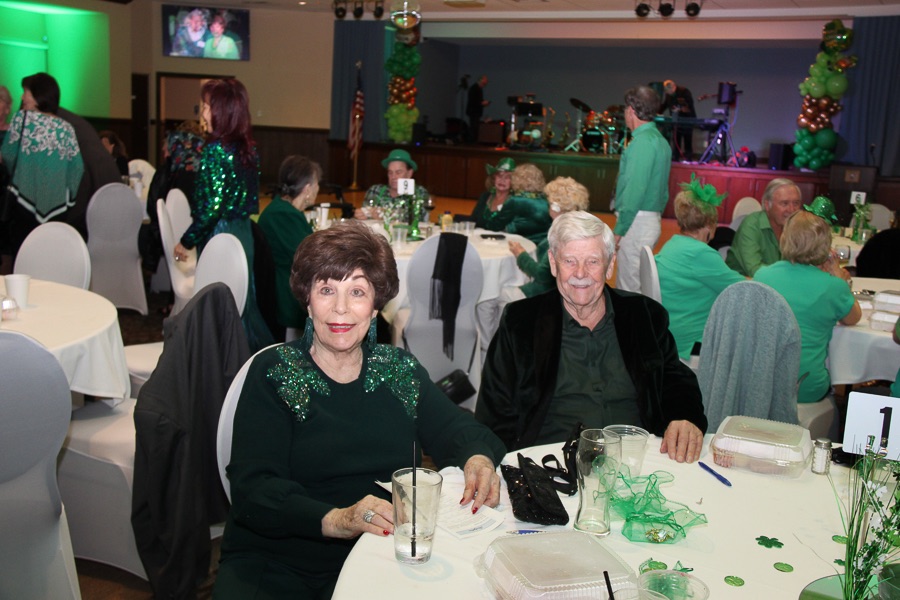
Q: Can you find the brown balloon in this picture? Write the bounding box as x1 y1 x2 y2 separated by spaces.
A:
808 122 821 133
797 116 810 128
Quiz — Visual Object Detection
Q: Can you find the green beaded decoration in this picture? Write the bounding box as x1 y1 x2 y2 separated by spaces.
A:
774 562 794 573
756 535 784 549
646 528 674 544
724 576 745 587
364 345 421 417
267 345 330 421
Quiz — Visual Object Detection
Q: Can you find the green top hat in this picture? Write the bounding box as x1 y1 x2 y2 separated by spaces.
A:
381 148 417 171
804 195 838 223
486 157 516 175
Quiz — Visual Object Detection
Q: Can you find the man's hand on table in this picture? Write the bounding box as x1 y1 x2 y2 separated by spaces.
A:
659 420 703 463
460 454 500 513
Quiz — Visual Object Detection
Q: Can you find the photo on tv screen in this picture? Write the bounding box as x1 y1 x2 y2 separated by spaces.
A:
162 5 250 61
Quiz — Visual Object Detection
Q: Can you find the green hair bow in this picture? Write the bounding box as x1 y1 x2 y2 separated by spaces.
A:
679 173 727 207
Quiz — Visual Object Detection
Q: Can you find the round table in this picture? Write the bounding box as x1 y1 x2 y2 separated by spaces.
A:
0 279 130 399
828 277 900 385
333 436 849 599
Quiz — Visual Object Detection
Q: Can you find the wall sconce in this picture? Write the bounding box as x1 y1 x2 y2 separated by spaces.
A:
352 0 364 18
658 0 675 17
390 0 421 29
373 0 385 18
685 0 701 16
334 0 347 18
634 1 651 17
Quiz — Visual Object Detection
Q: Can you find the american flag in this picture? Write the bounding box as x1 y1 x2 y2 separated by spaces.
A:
348 67 364 161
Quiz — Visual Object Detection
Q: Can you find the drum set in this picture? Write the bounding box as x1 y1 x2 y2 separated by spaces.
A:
563 97 628 155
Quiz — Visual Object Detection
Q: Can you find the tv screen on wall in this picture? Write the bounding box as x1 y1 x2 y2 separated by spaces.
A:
162 5 250 61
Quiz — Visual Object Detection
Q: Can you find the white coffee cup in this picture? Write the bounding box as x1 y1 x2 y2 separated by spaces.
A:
4 274 30 309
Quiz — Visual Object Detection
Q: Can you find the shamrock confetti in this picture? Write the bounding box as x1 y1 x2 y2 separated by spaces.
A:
725 576 745 587
756 535 784 549
835 558 846 566
774 562 794 573
673 561 693 573
832 535 848 544
639 558 669 573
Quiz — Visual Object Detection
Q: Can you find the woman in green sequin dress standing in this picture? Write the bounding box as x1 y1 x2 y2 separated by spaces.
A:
214 221 506 600
173 78 273 351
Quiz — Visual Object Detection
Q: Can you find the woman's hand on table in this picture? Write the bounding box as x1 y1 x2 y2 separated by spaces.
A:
659 420 703 463
321 494 393 539
174 242 190 263
508 241 525 257
460 454 501 512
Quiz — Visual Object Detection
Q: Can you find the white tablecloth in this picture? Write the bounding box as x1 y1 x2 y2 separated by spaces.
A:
333 436 849 599
382 230 537 323
828 277 900 385
0 279 130 399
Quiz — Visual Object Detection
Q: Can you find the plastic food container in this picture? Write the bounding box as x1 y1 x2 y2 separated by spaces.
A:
874 290 900 314
711 416 812 478
476 531 638 599
638 570 710 600
870 310 899 333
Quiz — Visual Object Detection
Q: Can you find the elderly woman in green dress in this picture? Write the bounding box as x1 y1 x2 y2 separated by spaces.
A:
469 157 514 228
214 220 506 600
483 162 552 244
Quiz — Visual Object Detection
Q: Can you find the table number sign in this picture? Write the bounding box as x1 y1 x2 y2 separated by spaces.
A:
398 178 415 196
842 391 899 458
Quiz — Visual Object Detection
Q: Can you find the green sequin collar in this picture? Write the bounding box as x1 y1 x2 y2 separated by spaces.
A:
266 344 421 421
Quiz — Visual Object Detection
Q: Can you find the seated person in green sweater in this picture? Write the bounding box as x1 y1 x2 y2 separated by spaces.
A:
469 157 514 228
656 175 744 360
476 176 590 348
215 221 506 600
726 178 801 276
257 155 320 340
483 162 552 245
754 200 861 405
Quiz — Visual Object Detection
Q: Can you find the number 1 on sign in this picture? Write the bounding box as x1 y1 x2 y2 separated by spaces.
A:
843 392 900 458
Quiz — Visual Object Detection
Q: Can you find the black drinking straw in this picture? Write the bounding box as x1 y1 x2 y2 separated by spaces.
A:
411 440 417 557
603 570 615 599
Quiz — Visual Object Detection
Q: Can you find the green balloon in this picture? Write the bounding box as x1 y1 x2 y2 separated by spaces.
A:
808 158 823 170
816 129 838 150
794 156 808 168
801 136 816 151
810 64 826 78
816 52 830 66
808 80 826 98
826 73 849 97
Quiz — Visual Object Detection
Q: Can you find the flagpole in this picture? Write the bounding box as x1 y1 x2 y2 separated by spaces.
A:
349 60 363 191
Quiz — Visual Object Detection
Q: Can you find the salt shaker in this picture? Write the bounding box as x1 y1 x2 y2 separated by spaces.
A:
811 438 832 475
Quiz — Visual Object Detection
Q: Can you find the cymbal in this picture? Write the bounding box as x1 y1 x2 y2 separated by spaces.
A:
605 104 625 115
570 97 592 112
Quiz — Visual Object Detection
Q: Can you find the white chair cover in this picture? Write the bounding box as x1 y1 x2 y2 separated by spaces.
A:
729 196 762 230
400 234 483 387
87 182 148 315
15 222 91 289
850 203 895 231
0 331 81 600
57 398 147 580
166 188 193 240
157 198 195 316
216 345 278 502
639 245 662 303
194 233 249 315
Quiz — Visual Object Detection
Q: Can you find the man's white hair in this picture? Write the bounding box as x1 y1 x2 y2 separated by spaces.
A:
547 211 616 264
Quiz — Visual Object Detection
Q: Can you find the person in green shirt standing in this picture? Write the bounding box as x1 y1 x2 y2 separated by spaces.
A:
726 178 801 276
613 85 672 293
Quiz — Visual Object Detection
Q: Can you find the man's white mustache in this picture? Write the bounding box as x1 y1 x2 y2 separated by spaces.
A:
566 277 594 286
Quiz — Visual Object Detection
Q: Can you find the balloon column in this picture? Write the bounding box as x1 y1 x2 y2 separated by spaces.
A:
793 19 857 171
384 27 421 143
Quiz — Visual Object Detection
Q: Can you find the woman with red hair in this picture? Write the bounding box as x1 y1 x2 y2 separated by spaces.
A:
174 78 272 350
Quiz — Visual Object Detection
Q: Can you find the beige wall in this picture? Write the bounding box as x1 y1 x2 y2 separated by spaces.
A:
37 0 335 128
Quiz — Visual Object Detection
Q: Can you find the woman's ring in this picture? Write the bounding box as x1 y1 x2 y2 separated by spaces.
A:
363 509 376 524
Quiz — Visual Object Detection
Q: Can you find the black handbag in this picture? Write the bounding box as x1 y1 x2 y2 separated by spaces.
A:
501 453 569 526
540 421 584 496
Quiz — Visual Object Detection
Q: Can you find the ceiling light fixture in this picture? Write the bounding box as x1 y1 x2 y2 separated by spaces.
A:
352 0 364 18
334 0 347 18
685 0 701 16
373 0 384 18
658 0 674 17
634 1 650 17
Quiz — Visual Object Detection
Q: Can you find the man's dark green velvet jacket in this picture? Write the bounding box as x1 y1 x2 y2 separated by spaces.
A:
474 287 708 450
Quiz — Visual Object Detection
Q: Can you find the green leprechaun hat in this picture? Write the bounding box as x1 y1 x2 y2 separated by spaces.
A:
803 195 838 223
486 157 516 175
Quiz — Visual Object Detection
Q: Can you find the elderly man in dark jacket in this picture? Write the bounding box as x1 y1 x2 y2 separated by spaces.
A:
475 211 707 462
